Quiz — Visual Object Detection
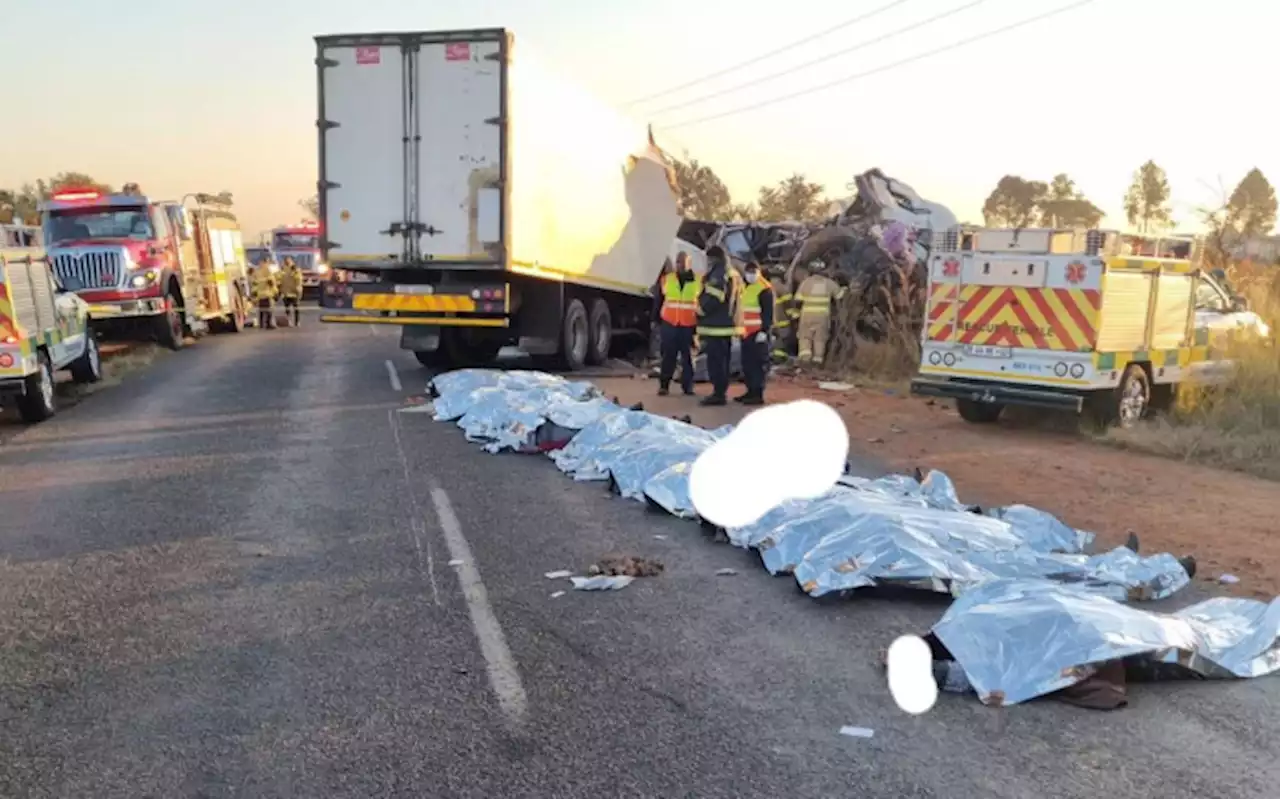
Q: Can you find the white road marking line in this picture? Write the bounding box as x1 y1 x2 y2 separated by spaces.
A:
428 481 529 726
385 359 403 392
387 410 441 607
368 324 378 336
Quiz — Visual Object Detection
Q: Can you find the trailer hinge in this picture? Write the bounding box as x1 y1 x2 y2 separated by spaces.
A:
317 119 339 131
484 51 502 62
484 116 503 126
319 180 341 190
381 222 443 238
315 56 339 68
322 239 341 250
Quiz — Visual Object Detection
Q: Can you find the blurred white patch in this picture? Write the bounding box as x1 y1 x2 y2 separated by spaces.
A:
689 400 848 528
886 635 938 715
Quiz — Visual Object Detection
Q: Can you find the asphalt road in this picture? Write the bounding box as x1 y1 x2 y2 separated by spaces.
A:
1 320 1277 798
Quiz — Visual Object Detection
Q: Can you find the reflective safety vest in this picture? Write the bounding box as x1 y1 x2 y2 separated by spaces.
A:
695 275 741 338
740 279 772 336
251 268 277 300
797 274 838 317
660 273 699 327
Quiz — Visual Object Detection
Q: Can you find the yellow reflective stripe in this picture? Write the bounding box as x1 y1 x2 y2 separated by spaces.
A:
696 326 739 336
702 285 726 300
773 319 790 328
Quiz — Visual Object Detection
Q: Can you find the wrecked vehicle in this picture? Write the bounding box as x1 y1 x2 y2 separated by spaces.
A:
781 169 959 347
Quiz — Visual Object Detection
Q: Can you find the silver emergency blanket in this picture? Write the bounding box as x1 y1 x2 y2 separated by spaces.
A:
431 371 604 453
729 472 1186 601
431 370 599 423
933 579 1280 706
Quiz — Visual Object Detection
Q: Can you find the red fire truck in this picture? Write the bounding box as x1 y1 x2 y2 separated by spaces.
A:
40 188 250 349
270 221 328 296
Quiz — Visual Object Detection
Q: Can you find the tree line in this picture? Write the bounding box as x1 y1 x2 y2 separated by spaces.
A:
0 172 113 224
667 156 1278 246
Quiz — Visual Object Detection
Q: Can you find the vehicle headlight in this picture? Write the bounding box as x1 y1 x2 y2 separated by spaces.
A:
316 263 330 274
130 271 158 288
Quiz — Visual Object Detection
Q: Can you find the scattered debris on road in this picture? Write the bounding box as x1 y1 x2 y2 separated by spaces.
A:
819 382 855 392
571 575 635 591
715 568 738 577
544 569 573 580
839 726 875 739
448 559 464 566
590 554 664 578
550 590 566 599
1221 574 1241 585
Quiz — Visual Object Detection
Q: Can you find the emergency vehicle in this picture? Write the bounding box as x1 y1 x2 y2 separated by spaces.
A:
269 221 328 295
0 225 102 423
910 228 1271 427
40 188 251 349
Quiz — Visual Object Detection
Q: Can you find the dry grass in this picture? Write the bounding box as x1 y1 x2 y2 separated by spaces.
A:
825 264 923 385
1105 262 1280 481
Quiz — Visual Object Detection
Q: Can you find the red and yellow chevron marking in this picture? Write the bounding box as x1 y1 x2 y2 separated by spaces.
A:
926 283 960 341
952 286 1100 351
352 293 478 313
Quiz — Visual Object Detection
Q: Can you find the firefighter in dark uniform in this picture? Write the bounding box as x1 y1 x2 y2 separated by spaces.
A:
735 260 774 405
695 245 738 406
655 252 700 396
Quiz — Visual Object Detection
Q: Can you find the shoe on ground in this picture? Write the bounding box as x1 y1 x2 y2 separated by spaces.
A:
682 387 695 396
740 395 764 406
699 394 727 407
657 385 670 397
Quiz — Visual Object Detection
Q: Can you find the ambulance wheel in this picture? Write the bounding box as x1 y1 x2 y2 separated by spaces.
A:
560 299 590 371
156 289 185 351
70 334 103 384
586 298 612 366
17 352 56 424
955 398 1004 424
1112 365 1151 429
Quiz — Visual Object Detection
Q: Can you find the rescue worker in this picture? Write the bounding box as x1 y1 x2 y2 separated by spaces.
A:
735 260 774 405
795 267 840 364
655 252 699 396
251 258 279 329
695 245 739 406
278 256 304 327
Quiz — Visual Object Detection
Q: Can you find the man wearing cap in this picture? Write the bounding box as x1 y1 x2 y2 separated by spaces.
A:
695 245 739 406
735 260 774 405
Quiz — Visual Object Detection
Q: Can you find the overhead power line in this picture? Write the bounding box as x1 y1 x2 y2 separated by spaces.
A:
645 0 986 117
659 0 1095 130
622 0 912 108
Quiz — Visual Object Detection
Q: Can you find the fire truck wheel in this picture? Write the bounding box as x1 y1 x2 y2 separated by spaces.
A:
70 334 103 384
560 299 590 371
586 298 612 366
17 352 56 423
955 398 1004 424
156 289 185 351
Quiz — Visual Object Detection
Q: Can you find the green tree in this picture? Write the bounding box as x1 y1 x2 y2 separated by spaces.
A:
671 157 733 221
1123 160 1173 233
1225 167 1277 237
981 175 1046 227
755 173 827 223
300 194 320 220
1038 173 1104 228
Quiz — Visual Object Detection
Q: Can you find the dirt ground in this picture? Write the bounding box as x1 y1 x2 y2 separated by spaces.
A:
594 372 1280 600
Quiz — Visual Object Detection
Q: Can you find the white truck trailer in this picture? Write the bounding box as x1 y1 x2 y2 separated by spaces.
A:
314 28 681 369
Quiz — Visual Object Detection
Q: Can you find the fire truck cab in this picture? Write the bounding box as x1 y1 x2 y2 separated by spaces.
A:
270 221 328 296
40 188 251 349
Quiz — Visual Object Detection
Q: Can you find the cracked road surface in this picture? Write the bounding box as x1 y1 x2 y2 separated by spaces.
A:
1 323 1276 798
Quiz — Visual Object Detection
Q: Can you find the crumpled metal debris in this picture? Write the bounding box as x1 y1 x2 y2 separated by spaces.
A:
933 579 1280 706
591 554 664 577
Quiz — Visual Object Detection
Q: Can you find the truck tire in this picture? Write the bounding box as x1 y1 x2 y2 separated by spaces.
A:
1088 364 1150 429
70 334 103 384
560 298 590 371
586 298 612 366
955 398 1003 424
17 352 56 423
414 350 447 368
155 288 185 351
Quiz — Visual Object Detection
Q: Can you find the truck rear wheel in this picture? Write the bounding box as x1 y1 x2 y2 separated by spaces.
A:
586 298 612 366
155 289 185 351
414 350 447 368
70 334 103 384
955 398 1004 424
560 299 590 371
17 352 56 423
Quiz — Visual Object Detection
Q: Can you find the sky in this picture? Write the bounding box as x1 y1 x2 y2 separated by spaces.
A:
3 0 1276 240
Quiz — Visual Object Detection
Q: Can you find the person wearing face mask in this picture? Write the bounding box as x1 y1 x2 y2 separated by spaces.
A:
655 252 700 396
735 260 774 405
695 245 739 406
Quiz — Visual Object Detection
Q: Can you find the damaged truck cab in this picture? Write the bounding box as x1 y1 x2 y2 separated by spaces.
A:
315 28 681 370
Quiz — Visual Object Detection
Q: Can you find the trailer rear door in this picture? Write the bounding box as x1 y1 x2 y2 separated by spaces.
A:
317 30 506 268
